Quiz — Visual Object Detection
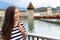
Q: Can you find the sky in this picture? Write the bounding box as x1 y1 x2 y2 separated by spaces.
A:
0 0 60 8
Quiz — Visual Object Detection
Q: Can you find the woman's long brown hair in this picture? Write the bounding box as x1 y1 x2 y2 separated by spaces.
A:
2 6 16 40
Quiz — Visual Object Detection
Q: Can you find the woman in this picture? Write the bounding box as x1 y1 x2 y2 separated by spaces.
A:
1 6 26 40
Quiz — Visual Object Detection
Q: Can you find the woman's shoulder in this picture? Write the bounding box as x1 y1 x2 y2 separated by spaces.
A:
19 21 26 31
19 21 24 26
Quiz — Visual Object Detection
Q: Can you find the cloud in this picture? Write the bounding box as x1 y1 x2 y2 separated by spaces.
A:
0 0 60 8
31 0 60 8
14 0 31 8
0 0 31 8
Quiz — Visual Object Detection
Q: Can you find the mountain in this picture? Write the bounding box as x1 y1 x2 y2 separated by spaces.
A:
35 7 47 12
18 7 27 11
35 7 60 12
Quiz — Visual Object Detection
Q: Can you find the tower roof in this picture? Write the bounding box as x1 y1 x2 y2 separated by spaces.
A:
27 2 34 10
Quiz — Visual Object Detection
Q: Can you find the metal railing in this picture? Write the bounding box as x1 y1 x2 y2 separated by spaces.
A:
27 33 60 40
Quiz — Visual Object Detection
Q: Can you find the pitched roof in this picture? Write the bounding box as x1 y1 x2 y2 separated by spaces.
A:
27 2 34 10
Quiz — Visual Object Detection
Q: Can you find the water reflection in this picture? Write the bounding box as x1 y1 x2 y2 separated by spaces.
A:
28 19 34 33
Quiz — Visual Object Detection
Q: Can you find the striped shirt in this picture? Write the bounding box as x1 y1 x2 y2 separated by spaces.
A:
11 22 26 40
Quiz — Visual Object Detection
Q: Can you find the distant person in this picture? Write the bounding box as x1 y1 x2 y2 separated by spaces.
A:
1 6 26 40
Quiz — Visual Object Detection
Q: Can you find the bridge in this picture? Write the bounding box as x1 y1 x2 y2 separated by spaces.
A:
34 16 60 19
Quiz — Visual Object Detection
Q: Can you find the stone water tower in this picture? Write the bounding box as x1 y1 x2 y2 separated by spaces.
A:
27 2 35 19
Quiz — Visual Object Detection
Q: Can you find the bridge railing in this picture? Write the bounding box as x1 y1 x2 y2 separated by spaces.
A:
27 33 60 40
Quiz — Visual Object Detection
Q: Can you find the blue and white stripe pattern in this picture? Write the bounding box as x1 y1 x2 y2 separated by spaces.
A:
11 22 26 40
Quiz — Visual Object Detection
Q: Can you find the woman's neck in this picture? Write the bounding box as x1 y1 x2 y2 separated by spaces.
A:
14 21 18 27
